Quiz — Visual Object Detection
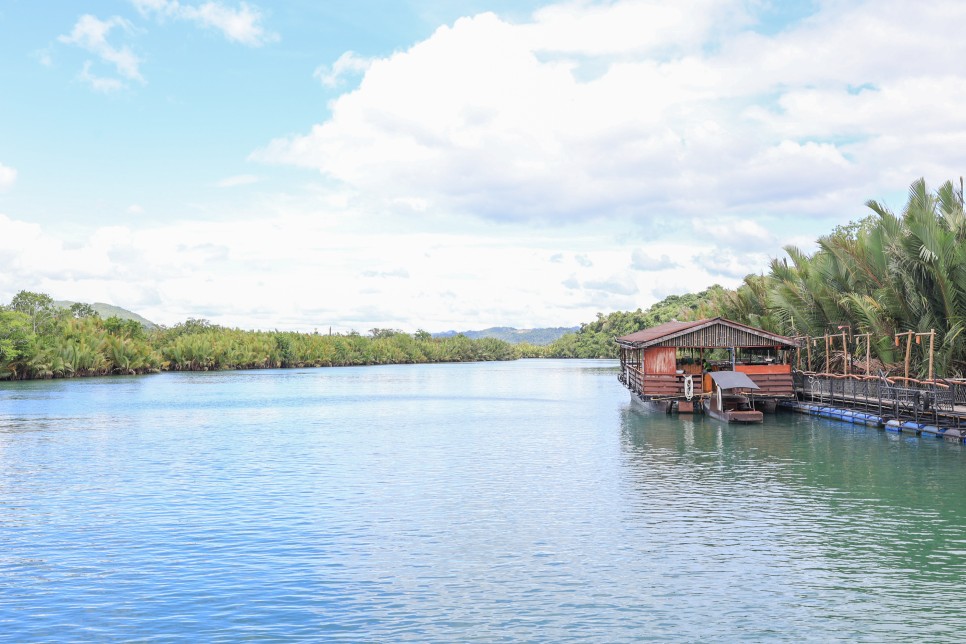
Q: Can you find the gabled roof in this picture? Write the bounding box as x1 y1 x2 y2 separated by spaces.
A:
615 317 798 350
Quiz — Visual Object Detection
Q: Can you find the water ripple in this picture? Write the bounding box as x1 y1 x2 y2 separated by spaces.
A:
3 361 966 641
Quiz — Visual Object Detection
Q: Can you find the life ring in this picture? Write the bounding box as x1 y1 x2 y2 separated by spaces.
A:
716 386 723 411
684 375 694 401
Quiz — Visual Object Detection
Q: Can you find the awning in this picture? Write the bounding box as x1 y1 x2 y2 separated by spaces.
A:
709 371 760 390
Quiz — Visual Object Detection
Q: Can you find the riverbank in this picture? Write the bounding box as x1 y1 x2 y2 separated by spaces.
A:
0 314 530 381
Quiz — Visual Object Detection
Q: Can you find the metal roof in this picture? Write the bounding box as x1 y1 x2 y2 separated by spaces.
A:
709 371 760 390
615 317 798 350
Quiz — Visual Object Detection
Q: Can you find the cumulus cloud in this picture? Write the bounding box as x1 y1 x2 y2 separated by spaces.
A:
132 0 277 46
254 0 966 228
314 51 374 87
630 249 680 271
699 218 777 252
0 207 634 331
0 162 17 191
693 249 767 280
584 275 639 296
575 254 593 267
58 14 144 90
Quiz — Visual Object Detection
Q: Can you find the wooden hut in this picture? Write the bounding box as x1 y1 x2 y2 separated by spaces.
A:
616 317 799 415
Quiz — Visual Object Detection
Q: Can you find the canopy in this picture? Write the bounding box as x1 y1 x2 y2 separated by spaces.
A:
709 371 760 390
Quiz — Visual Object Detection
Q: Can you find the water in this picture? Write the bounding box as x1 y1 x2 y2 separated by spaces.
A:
2 359 966 641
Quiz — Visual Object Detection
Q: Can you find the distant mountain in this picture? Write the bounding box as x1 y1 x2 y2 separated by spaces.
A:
54 301 158 330
433 326 578 345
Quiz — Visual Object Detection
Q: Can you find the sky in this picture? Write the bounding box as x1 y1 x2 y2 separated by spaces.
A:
1 0 965 333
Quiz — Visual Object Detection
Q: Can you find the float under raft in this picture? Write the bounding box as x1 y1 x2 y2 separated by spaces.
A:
781 400 966 442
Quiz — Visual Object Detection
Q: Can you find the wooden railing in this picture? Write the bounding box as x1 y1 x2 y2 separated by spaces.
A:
793 371 964 427
623 367 704 399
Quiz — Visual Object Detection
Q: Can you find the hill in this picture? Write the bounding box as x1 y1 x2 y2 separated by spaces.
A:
544 286 726 358
433 326 578 345
54 300 158 329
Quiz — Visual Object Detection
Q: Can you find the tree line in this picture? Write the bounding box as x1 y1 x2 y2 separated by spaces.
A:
0 293 519 380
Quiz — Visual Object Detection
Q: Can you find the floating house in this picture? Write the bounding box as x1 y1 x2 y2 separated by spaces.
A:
616 317 799 418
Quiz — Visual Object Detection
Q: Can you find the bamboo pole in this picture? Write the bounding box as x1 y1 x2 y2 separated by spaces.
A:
915 329 936 380
825 335 830 373
895 331 914 380
854 332 872 375
868 333 872 376
791 336 808 371
841 330 848 375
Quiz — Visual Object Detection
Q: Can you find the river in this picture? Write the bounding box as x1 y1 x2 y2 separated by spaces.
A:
2 359 966 641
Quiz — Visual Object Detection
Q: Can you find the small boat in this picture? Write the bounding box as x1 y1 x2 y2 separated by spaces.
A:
705 371 763 423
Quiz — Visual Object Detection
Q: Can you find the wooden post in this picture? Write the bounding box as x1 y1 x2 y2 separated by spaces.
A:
854 332 872 375
895 331 914 380
825 335 830 374
914 329 936 380
867 333 871 376
841 330 848 375
791 336 808 371
807 336 813 372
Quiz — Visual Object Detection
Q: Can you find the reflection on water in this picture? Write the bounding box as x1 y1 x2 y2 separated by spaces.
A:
2 360 966 641
619 404 966 639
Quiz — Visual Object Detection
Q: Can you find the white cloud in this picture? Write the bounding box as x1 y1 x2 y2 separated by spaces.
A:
78 61 127 93
215 174 259 188
700 218 776 252
361 268 410 279
630 249 680 271
0 208 614 330
314 51 374 87
584 274 639 296
132 0 277 46
693 249 768 280
0 163 17 191
254 0 966 231
58 14 144 89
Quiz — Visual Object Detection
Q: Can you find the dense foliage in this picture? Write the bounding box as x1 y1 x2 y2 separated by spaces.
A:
0 297 518 380
539 287 723 358
707 177 966 378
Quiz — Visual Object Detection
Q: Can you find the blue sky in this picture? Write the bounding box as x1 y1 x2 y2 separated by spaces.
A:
1 1 964 331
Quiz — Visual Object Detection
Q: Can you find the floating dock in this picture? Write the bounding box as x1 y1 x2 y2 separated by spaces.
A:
786 373 966 442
